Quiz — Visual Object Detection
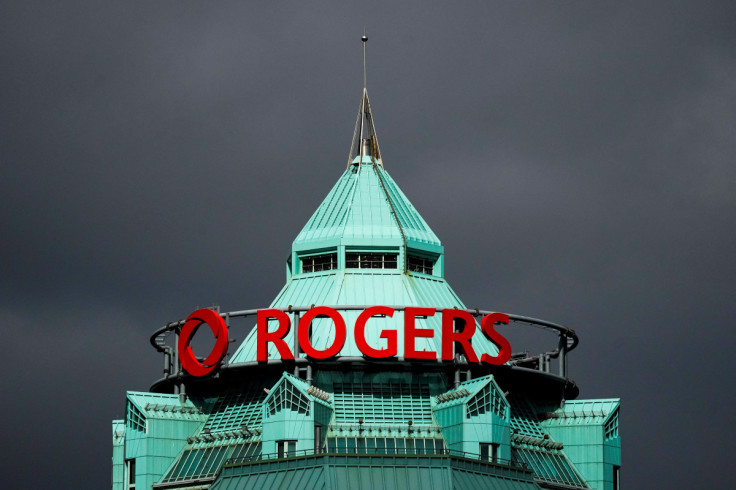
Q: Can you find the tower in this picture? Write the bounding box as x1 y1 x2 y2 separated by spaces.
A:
112 39 621 490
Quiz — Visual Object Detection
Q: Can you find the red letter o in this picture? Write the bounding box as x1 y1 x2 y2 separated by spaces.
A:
298 306 346 359
178 308 229 377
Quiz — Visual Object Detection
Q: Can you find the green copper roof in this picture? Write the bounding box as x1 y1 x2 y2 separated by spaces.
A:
293 162 442 252
540 398 620 427
294 89 438 253
229 270 501 363
214 454 541 490
229 91 498 364
265 372 333 410
432 375 500 410
127 391 207 421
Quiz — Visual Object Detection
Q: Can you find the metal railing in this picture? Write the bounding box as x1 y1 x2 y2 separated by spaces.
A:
225 447 528 470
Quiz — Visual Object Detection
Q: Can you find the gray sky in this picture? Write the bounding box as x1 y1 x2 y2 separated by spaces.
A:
2 1 735 488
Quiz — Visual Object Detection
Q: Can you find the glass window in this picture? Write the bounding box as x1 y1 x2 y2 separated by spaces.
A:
126 459 136 490
415 439 425 454
386 439 395 454
301 253 337 273
480 443 493 461
377 438 386 453
408 255 434 274
395 438 405 454
346 252 398 269
405 439 415 454
277 440 297 458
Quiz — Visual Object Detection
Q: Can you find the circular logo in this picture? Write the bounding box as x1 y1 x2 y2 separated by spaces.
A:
177 308 229 377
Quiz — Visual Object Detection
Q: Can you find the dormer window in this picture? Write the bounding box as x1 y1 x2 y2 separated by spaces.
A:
408 255 434 275
346 252 398 269
301 252 337 273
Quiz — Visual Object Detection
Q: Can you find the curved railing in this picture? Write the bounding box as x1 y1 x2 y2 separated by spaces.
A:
150 305 578 382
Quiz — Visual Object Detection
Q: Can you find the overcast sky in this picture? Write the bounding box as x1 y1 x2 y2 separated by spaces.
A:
2 1 735 488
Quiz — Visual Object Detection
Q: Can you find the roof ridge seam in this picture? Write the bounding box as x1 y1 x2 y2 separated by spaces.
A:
338 169 360 242
371 163 408 271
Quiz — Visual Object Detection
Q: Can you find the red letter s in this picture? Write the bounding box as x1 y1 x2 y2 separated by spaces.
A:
480 312 512 365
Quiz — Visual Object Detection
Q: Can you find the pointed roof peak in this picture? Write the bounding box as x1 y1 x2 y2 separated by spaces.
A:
347 34 383 169
346 88 384 169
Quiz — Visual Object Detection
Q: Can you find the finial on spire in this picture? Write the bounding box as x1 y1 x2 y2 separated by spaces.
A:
362 30 368 90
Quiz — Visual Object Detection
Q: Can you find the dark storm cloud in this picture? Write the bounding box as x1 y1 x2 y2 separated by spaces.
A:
2 1 734 488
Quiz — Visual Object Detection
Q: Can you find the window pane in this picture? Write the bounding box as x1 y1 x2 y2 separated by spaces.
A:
405 439 414 454
377 438 385 453
302 253 337 273
127 459 136 486
408 255 434 274
346 252 398 269
395 439 405 453
415 439 425 454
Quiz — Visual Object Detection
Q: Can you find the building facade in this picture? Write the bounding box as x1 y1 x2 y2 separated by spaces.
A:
112 85 621 490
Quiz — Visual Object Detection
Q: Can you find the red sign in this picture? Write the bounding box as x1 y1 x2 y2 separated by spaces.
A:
179 306 512 377
178 308 229 377
256 307 511 365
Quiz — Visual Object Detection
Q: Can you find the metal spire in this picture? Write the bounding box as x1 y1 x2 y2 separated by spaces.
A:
347 33 383 169
362 30 368 90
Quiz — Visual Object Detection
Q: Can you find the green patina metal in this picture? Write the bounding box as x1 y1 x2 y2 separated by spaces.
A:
293 156 442 252
432 376 512 462
112 84 621 490
261 372 334 457
211 453 539 490
540 399 621 490
229 149 472 364
118 392 209 489
112 420 125 488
